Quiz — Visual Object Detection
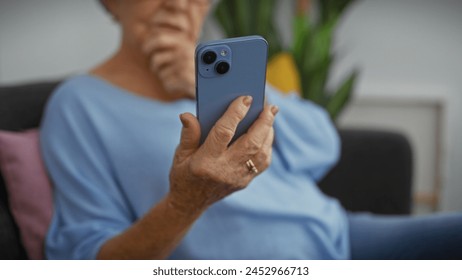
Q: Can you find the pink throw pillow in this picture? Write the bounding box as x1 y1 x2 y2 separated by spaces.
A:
0 129 53 260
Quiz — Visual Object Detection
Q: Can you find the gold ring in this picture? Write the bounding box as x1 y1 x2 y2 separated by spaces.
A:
245 159 258 174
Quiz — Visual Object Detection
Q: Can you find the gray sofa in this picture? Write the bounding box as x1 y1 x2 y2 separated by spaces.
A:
0 80 413 259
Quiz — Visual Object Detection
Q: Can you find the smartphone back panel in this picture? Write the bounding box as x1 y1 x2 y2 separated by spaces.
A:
196 36 268 144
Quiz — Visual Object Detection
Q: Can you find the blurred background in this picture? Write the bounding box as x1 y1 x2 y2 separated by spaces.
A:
0 0 461 214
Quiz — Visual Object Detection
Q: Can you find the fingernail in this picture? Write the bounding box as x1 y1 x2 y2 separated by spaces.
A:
271 105 279 116
243 96 253 107
179 114 189 128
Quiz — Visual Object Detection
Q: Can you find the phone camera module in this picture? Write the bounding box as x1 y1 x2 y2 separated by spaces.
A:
215 61 230 75
202 51 217 65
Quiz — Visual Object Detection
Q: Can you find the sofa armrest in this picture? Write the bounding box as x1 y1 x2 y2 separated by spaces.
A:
0 179 27 259
319 128 413 215
0 82 59 131
0 81 59 259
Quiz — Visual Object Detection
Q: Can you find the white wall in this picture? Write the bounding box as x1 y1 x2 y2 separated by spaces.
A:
0 0 119 83
1 0 461 211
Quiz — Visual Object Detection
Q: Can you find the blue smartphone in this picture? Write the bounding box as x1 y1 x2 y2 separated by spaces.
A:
195 35 268 144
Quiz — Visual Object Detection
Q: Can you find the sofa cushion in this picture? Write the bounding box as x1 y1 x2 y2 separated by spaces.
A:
0 129 53 259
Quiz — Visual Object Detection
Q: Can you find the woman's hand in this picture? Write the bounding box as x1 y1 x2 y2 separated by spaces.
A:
168 95 279 215
143 33 196 98
97 95 277 259
142 1 210 99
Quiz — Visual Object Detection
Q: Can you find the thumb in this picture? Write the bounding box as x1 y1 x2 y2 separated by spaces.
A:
177 113 201 156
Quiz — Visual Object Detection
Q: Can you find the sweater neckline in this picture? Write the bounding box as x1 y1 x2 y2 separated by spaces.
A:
81 74 194 108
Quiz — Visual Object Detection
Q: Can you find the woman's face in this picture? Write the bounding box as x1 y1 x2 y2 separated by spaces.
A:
104 0 211 97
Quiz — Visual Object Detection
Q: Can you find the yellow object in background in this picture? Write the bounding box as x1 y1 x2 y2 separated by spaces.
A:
266 52 301 95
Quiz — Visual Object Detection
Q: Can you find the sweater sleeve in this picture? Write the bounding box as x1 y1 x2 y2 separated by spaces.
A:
266 86 340 182
40 81 133 259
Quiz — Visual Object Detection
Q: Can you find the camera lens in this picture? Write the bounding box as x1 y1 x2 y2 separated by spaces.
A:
202 51 217 64
215 61 230 75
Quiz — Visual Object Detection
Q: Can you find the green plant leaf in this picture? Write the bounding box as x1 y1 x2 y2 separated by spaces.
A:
257 0 281 58
214 0 280 58
319 0 356 24
326 71 358 120
214 0 235 36
235 0 251 35
256 0 272 36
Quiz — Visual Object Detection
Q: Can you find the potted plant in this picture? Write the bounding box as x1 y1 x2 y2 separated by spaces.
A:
214 0 358 120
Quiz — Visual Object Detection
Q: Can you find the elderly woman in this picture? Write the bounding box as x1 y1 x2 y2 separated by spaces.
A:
40 0 461 260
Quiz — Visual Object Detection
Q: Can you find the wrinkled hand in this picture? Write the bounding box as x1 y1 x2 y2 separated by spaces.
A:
142 2 209 99
168 96 279 215
143 34 196 98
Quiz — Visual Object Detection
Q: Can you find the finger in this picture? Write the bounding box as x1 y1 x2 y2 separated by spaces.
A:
248 104 279 138
262 127 275 151
177 113 201 158
142 33 183 54
149 11 189 33
240 128 273 180
258 127 274 171
150 44 194 72
229 127 273 181
203 96 253 154
231 104 278 155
